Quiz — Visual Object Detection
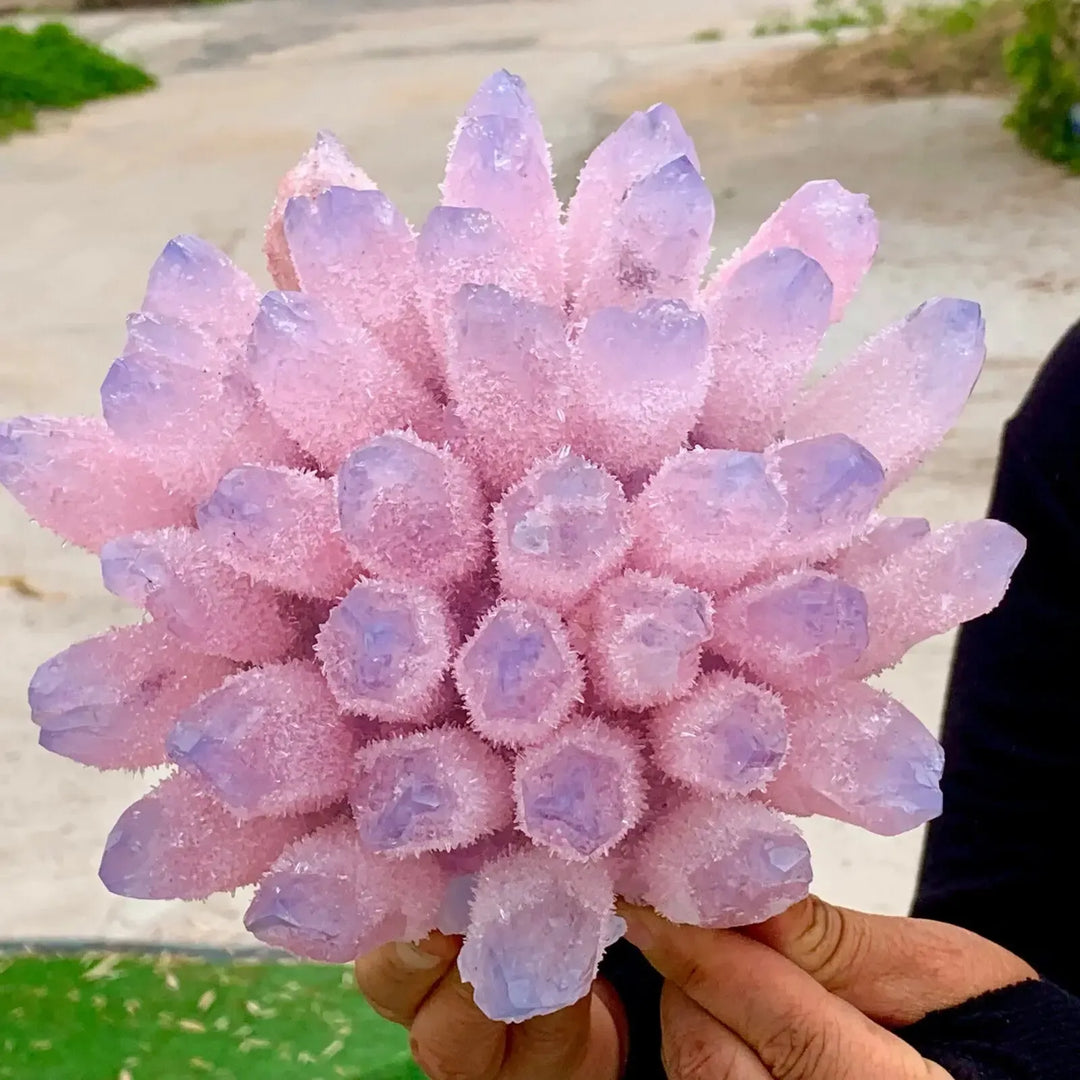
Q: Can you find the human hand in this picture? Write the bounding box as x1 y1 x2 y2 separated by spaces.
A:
620 895 1038 1079
354 932 625 1080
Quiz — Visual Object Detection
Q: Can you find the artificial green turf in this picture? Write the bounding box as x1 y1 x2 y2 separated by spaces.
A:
0 952 424 1080
0 22 156 139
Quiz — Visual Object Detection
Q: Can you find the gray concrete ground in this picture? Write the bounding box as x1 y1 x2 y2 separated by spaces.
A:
1 0 1077 945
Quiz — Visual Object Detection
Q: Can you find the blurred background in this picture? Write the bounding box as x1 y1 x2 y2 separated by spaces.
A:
1 0 1077 1075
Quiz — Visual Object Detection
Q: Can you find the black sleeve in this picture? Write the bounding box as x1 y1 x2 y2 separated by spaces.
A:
899 979 1080 1079
913 319 1080 997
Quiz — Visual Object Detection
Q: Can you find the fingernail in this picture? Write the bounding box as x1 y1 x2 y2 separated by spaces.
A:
394 941 444 971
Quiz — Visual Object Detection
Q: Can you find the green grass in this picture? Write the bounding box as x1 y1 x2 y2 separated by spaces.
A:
0 22 155 140
752 10 800 36
0 952 423 1080
753 0 887 38
691 26 726 41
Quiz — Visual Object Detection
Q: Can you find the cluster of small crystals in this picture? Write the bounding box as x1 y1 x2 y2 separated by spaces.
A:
0 72 1025 1024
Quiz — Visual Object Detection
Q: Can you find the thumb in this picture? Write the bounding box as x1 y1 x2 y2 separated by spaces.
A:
744 896 1037 1027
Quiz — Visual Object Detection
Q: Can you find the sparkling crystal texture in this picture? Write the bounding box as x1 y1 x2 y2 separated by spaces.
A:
766 683 945 836
337 430 486 589
587 571 714 709
650 672 788 796
637 796 813 928
458 849 625 1022
513 718 646 859
455 600 585 747
0 72 1025 1025
166 661 354 819
315 577 453 724
30 624 236 770
351 727 512 856
493 452 632 611
245 819 446 962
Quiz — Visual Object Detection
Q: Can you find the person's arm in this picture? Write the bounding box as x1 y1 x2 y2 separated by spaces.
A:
913 319 1080 996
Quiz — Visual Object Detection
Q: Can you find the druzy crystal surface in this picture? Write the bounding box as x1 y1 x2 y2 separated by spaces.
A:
2 70 1024 1024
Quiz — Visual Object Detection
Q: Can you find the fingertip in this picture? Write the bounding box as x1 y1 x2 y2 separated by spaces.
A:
354 932 462 1028
404 931 464 964
616 901 663 953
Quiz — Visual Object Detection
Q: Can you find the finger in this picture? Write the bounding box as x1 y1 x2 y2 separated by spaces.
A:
660 981 770 1080
620 904 944 1080
354 933 461 1027
744 896 1038 1026
408 965 507 1080
502 984 623 1080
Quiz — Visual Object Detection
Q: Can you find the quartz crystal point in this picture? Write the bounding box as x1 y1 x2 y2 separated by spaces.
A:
283 185 436 384
197 465 359 599
167 661 355 819
636 796 812 928
122 309 229 376
829 516 931 581
698 248 833 450
245 818 446 962
416 208 546 354
458 848 624 1022
766 434 886 566
493 452 632 611
351 727 512 856
571 300 710 477
632 447 785 594
650 672 788 797
766 683 944 836
707 180 878 320
465 69 553 171
315 577 453 725
853 519 1026 675
249 292 439 472
442 73 562 303
575 155 714 314
337 430 487 589
142 235 260 348
265 130 377 290
586 571 713 709
102 312 298 502
101 358 292 503
447 285 572 494
29 623 236 770
785 298 986 488
566 104 700 303
98 772 314 900
513 718 646 860
711 571 869 689
0 416 189 549
100 528 302 663
455 599 585 747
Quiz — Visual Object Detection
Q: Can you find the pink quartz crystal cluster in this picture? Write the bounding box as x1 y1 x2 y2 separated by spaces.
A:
0 72 1024 1023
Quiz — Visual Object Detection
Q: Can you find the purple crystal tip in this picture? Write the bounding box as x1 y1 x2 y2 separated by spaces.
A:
98 801 164 900
243 871 360 964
